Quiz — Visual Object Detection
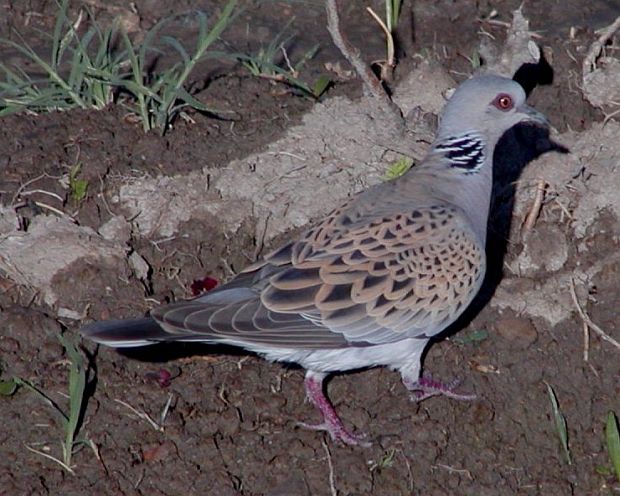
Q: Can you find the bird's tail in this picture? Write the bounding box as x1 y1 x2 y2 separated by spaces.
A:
80 318 170 348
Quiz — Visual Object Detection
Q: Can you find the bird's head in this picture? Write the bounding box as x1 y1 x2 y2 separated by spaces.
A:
438 75 549 146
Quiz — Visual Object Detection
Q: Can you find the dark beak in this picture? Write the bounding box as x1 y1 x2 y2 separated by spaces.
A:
518 104 550 128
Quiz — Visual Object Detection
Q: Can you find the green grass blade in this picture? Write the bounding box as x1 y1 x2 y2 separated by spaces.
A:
312 74 331 98
545 382 571 465
294 44 320 72
0 378 18 396
172 0 237 92
57 334 87 469
606 411 620 482
51 0 70 68
173 87 213 111
120 29 152 130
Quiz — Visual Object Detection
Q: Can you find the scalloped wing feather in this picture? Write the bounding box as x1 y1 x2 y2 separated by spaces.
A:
148 201 485 349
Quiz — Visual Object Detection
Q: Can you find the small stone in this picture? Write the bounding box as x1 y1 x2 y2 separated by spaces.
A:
494 317 538 347
129 251 150 282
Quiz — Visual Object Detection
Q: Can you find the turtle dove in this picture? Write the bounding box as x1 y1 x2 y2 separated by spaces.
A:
81 75 552 446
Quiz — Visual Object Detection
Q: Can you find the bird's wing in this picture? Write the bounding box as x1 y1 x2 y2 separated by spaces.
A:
150 201 485 349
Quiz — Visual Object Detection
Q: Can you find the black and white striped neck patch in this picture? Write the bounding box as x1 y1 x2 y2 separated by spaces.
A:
434 133 486 172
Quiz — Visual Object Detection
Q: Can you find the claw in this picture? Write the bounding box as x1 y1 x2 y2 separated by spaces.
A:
297 420 371 447
404 374 476 402
301 371 372 447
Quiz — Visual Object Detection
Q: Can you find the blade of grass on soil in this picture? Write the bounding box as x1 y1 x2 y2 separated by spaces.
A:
15 334 90 474
606 411 620 482
545 381 571 465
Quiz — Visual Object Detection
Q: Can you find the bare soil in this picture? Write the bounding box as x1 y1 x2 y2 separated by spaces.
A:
0 1 619 495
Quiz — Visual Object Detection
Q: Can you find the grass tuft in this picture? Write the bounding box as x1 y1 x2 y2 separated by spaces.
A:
1 0 238 134
232 18 330 99
0 0 125 116
113 1 238 134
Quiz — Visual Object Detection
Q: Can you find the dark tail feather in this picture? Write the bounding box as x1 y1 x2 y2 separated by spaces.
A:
80 317 170 348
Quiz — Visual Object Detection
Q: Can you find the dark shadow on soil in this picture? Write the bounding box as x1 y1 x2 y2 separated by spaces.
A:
430 121 569 349
118 341 249 362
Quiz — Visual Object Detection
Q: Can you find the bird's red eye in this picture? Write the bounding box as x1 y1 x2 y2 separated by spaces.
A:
493 93 514 111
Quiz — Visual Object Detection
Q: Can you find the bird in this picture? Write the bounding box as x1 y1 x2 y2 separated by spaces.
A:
81 74 551 446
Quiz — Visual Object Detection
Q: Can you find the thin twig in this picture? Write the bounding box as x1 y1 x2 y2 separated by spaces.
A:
432 463 473 479
522 179 547 232
602 105 620 127
366 6 394 69
114 399 163 431
398 449 414 492
25 444 75 475
19 189 64 202
322 439 338 496
569 277 620 352
582 16 620 75
159 393 174 426
32 201 76 222
325 0 387 100
11 173 48 205
479 18 543 38
582 320 589 362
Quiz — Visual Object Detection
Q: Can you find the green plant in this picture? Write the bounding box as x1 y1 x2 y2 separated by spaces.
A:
545 382 571 465
366 0 403 80
68 163 88 202
0 0 126 116
606 411 620 482
0 361 18 396
383 156 414 180
369 448 396 472
16 334 92 474
1 0 239 134
112 1 237 134
233 19 330 99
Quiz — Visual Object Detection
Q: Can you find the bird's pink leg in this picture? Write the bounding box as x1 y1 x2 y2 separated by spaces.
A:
298 371 371 447
403 374 476 402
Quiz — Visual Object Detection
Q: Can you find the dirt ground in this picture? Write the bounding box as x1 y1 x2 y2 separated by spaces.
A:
0 0 619 495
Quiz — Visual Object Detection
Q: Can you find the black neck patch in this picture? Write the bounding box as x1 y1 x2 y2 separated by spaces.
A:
435 133 485 172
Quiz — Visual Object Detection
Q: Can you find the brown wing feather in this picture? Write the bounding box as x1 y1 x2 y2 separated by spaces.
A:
150 202 484 348
260 204 484 343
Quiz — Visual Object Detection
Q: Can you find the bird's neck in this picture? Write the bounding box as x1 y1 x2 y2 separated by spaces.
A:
432 132 487 173
417 132 496 243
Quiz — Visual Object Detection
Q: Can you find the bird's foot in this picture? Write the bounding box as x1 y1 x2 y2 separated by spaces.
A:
301 372 372 447
297 419 371 447
403 374 476 402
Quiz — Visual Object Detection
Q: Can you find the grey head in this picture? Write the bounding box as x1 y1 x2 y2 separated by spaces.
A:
418 75 551 243
438 75 548 146
426 75 550 177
